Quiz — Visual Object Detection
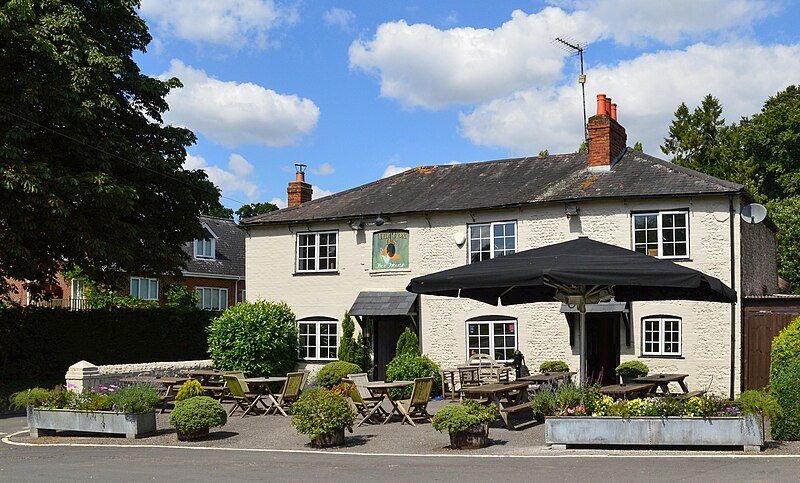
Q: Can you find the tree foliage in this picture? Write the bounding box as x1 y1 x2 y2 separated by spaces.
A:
396 327 420 357
236 202 279 220
0 0 219 296
336 311 371 371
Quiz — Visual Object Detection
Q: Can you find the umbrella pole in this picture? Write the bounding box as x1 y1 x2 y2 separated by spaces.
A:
580 307 587 385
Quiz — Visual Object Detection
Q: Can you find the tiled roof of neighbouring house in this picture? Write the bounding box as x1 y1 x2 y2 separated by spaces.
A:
240 150 745 226
183 215 244 278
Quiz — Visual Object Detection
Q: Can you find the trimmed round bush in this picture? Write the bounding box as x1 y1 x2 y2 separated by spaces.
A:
770 316 800 440
175 379 205 403
615 360 649 377
539 360 570 373
385 353 442 398
316 361 362 389
207 300 297 376
432 399 497 433
169 396 227 435
291 389 355 441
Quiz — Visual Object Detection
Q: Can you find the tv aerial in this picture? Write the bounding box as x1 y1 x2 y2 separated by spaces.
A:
741 203 767 224
554 36 588 143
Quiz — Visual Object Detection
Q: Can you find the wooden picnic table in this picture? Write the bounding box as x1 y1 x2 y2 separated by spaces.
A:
356 380 413 424
460 380 532 428
633 373 690 395
518 372 576 385
600 383 655 400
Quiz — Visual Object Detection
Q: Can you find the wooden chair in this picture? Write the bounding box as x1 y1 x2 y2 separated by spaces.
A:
268 371 306 416
222 375 269 418
347 372 383 404
396 376 435 427
342 378 389 427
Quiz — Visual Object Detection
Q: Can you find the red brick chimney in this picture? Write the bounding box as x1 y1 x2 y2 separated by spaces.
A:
288 163 313 207
587 93 627 170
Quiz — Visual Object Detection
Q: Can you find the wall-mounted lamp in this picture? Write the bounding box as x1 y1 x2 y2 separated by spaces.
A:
565 206 580 218
375 216 385 227
349 220 365 231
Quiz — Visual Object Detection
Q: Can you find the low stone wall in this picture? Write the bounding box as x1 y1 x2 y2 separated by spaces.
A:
65 359 214 391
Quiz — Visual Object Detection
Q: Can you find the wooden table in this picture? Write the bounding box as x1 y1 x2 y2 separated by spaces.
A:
182 369 227 385
599 383 655 399
460 380 532 428
356 381 413 424
243 377 288 414
633 374 690 394
518 372 576 385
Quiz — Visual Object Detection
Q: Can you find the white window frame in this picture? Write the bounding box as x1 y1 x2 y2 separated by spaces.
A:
466 319 518 363
194 224 217 259
297 319 339 361
632 210 689 259
196 287 228 311
468 220 517 263
130 277 159 300
642 316 682 356
296 231 338 273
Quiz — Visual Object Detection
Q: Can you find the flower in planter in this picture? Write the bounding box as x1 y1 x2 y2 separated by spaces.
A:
567 405 587 416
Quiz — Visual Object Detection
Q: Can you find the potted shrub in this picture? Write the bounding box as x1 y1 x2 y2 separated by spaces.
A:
539 361 570 374
316 361 362 389
291 389 355 448
168 396 227 441
615 360 649 384
175 379 205 403
14 383 161 439
431 399 498 449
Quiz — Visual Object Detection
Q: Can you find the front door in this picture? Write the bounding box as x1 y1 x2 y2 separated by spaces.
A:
585 314 620 385
372 316 411 381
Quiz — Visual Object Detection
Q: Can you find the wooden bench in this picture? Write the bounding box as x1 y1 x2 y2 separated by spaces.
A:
678 390 706 398
499 403 535 430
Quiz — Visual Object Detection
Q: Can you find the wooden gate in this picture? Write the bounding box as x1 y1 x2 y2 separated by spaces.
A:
742 297 800 390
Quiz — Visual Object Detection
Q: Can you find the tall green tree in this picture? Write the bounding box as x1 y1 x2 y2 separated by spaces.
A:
0 0 218 295
236 202 279 220
661 94 728 178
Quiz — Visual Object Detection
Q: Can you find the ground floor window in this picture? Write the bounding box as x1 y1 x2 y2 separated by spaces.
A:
466 318 517 362
298 319 338 360
130 277 158 300
642 316 681 355
196 287 228 311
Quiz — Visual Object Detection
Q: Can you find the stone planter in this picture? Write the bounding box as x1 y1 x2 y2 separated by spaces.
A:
310 428 345 448
545 414 764 452
176 427 210 441
27 407 156 439
449 424 490 449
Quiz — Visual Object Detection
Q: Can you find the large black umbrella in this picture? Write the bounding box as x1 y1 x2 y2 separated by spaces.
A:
407 237 736 379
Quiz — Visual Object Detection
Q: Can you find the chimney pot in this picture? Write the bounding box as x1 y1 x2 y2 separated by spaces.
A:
587 93 627 170
596 94 607 115
605 97 612 117
610 103 617 121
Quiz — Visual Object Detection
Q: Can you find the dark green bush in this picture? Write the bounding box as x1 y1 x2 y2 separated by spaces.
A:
539 361 570 373
770 316 800 440
530 389 557 417
737 389 782 420
431 399 497 433
385 353 441 399
396 328 420 357
175 380 205 403
316 361 362 389
615 360 649 377
169 396 227 434
109 384 162 413
291 389 355 440
164 284 200 309
207 301 297 376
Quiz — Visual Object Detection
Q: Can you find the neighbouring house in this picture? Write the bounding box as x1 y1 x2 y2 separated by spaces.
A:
8 215 245 311
241 94 778 397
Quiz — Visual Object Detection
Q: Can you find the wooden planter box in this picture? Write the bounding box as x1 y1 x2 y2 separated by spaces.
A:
545 414 764 452
27 407 156 439
449 424 490 449
310 428 345 448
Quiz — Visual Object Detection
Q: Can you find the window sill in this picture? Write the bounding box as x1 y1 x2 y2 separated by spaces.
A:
369 269 412 276
293 271 339 276
639 354 685 359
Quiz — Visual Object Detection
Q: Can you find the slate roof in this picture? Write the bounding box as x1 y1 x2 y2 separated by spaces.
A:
241 149 745 226
349 291 418 316
183 216 244 278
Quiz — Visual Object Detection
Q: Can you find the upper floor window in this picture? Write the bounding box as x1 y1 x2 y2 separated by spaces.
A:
130 277 158 300
466 318 517 362
643 316 681 356
196 287 228 311
632 211 688 259
298 318 338 360
194 225 216 259
469 221 516 263
297 231 338 272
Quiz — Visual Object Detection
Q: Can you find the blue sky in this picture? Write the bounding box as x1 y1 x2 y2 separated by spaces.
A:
133 1 800 212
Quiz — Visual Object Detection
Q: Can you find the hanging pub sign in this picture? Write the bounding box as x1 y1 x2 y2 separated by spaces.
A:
372 230 410 270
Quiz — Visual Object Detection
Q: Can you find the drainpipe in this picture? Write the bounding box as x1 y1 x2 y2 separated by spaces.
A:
729 195 736 400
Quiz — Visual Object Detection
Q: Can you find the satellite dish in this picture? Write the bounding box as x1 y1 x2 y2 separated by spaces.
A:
741 203 767 224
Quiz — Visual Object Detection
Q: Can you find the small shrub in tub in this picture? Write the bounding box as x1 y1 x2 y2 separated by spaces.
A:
431 399 498 449
169 396 227 441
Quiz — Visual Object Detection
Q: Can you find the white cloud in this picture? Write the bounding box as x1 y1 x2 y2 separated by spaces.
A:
139 0 297 50
184 153 260 201
310 163 336 176
270 197 287 209
460 43 800 155
312 186 335 199
323 8 355 30
383 165 413 178
349 1 777 110
162 60 319 148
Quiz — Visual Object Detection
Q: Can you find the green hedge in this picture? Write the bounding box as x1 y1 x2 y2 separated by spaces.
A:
770 315 800 440
0 307 215 384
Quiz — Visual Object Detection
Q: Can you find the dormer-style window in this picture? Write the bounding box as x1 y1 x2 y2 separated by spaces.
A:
632 211 689 259
194 224 217 259
468 221 516 263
